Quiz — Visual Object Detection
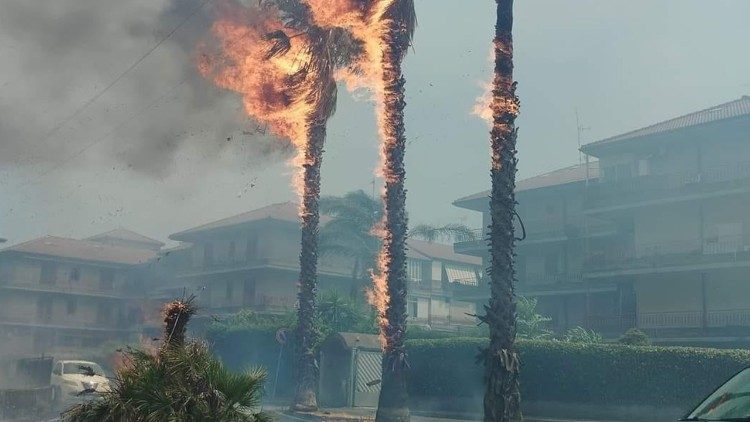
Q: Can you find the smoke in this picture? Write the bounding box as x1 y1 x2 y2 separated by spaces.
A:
0 0 289 177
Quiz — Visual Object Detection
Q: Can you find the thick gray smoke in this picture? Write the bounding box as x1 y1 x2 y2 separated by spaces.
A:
0 0 289 177
0 0 299 244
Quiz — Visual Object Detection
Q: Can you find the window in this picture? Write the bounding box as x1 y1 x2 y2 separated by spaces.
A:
70 267 81 282
204 242 214 267
228 241 236 261
225 281 233 300
246 235 258 261
40 262 57 285
406 259 422 282
36 297 53 322
52 363 62 376
408 300 418 319
99 269 115 291
638 159 650 176
66 297 77 315
97 303 112 324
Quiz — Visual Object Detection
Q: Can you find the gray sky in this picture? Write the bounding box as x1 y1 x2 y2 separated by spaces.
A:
1 0 749 245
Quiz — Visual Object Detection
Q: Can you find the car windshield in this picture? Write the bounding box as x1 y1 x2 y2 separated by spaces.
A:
63 362 104 377
687 368 750 420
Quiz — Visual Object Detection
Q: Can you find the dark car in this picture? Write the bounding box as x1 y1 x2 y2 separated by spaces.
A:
683 367 750 421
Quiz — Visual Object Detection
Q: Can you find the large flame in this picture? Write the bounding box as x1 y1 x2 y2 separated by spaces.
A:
200 0 403 348
198 1 319 199
304 0 402 348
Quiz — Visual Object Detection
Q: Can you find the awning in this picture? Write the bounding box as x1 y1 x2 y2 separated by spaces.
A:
445 264 478 286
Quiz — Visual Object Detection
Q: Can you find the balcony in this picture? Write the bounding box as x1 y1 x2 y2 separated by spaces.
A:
638 309 750 329
176 256 350 278
586 162 750 212
0 279 136 299
586 314 636 334
454 219 619 255
584 235 750 276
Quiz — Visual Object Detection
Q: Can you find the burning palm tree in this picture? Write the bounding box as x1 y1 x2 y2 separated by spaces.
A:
199 0 359 411
264 2 354 411
301 2 416 419
476 0 523 421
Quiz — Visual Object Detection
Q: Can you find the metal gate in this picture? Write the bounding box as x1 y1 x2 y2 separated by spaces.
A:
352 349 382 407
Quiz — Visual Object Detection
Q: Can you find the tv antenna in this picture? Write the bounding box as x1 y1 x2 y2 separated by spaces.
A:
575 108 591 166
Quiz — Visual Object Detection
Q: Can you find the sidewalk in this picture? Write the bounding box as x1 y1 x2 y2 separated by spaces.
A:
267 406 616 422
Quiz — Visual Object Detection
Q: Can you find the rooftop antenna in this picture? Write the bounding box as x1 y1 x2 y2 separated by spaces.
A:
575 108 591 166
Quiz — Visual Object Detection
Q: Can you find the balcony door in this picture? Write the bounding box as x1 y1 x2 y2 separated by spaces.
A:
243 279 256 306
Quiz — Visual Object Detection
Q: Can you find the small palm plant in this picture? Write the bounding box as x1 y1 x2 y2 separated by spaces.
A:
62 297 269 422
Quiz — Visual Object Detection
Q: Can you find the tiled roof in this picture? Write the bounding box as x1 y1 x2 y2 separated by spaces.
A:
455 162 600 205
583 96 750 151
86 228 165 247
1 236 157 265
407 239 481 266
170 202 332 240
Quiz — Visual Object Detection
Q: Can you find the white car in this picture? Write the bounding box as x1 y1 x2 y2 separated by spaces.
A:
51 360 111 405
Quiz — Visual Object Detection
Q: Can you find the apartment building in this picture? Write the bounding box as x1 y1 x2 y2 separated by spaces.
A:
454 163 633 335
0 230 159 358
455 95 750 345
581 95 750 345
160 202 483 330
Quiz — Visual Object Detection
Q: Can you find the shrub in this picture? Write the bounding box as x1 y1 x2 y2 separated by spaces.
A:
560 326 604 344
618 328 650 345
64 298 269 422
406 338 750 410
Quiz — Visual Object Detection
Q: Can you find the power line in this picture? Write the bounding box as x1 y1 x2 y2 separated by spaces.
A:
13 78 189 190
34 0 211 147
11 13 265 190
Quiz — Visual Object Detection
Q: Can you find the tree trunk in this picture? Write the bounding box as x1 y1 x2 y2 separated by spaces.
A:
375 2 412 420
292 121 327 412
482 1 522 421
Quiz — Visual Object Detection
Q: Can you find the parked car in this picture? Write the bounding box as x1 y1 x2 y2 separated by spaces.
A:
51 360 110 406
683 367 750 421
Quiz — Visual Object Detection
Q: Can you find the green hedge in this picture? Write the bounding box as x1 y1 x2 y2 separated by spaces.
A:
407 338 750 409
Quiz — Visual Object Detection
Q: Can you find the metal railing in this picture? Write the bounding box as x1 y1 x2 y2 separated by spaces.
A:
520 272 584 285
586 314 636 332
587 161 750 209
585 235 750 272
455 219 619 251
638 309 750 329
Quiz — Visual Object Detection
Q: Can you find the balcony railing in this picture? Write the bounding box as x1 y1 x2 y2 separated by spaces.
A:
520 272 583 285
0 279 139 299
585 235 750 273
638 309 750 329
455 219 619 252
587 161 750 210
586 314 635 333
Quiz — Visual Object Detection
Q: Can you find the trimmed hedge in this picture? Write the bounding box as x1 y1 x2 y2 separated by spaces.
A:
407 338 750 409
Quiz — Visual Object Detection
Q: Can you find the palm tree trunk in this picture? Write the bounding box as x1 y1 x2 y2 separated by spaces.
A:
374 2 413 421
293 120 326 411
482 0 522 421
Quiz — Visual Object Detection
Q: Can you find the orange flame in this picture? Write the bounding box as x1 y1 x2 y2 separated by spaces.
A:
198 1 319 201
473 41 520 128
472 46 495 126
304 0 401 347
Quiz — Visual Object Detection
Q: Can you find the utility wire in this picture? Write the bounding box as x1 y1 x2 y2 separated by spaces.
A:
10 12 266 190
13 78 189 190
34 0 211 147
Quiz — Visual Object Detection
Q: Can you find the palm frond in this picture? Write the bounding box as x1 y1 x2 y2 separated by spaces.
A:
263 30 292 59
